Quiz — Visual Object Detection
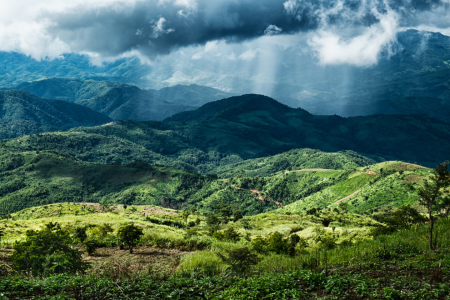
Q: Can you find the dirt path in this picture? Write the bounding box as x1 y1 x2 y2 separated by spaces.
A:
333 189 361 205
285 168 332 174
224 181 283 207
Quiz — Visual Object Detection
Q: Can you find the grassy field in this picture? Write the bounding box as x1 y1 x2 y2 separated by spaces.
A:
0 202 449 299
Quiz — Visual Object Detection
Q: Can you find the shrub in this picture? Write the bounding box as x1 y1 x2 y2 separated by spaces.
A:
240 218 252 229
216 247 260 274
206 214 220 226
267 232 287 254
251 236 267 254
83 239 101 256
117 224 144 253
233 210 243 222
212 231 224 241
9 223 87 276
223 227 240 242
75 227 87 242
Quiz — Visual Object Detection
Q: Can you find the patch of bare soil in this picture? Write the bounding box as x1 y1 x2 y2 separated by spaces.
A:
334 189 361 205
85 246 188 278
228 183 283 207
139 206 178 216
365 170 378 175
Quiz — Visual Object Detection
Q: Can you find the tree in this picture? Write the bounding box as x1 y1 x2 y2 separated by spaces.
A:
181 210 190 228
391 205 427 229
223 227 240 242
117 224 144 253
75 227 87 242
9 223 86 276
417 161 450 250
233 210 243 222
206 214 220 226
216 247 260 274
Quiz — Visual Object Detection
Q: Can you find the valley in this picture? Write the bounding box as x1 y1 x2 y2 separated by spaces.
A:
0 9 449 297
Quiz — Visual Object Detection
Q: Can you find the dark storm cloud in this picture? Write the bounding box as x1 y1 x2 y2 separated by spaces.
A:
45 0 449 58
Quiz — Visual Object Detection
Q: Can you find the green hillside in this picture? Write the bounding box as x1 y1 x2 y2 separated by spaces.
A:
0 145 429 217
152 84 234 107
12 78 235 121
0 90 112 138
277 161 430 214
14 79 195 121
1 201 449 299
214 148 377 177
0 149 199 215
2 94 449 170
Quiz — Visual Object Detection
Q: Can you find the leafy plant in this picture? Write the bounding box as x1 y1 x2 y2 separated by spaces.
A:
117 224 144 253
9 223 87 276
83 239 101 256
216 247 260 274
416 161 450 249
223 227 240 242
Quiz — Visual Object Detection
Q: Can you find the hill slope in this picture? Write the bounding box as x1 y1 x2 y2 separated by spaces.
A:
0 90 111 138
152 84 234 107
0 145 428 217
4 94 450 169
213 148 377 177
12 78 233 121
13 78 196 121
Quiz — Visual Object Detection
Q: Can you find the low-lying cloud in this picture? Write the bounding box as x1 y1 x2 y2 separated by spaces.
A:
0 0 448 66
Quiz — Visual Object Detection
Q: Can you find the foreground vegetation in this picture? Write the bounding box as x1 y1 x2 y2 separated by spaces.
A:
0 202 449 299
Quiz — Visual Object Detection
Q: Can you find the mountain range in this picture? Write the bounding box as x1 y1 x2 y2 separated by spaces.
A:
1 30 449 123
10 78 232 121
3 94 449 172
0 90 111 138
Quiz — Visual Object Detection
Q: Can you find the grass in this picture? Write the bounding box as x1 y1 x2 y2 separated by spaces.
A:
0 202 449 299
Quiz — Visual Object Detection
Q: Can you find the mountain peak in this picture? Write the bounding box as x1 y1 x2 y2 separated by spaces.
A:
164 94 310 123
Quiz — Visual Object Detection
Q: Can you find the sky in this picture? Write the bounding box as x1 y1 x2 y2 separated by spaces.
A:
1 0 449 67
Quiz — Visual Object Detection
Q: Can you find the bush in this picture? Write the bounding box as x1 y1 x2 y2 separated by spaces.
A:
75 227 87 242
251 236 267 254
216 247 260 274
9 223 87 276
267 232 287 254
223 227 240 242
233 210 243 222
117 224 144 253
83 239 101 256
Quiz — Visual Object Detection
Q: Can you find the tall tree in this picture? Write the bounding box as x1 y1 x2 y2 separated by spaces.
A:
417 161 450 250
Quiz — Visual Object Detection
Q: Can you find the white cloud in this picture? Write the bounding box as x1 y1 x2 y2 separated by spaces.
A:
308 6 399 66
0 0 138 60
151 17 175 39
264 25 283 36
238 49 259 61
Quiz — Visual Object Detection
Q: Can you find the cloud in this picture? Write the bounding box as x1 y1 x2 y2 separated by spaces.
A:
308 4 400 66
0 0 448 64
264 25 283 36
239 49 259 61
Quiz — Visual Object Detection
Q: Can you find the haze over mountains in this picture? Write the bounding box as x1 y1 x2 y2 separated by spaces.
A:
1 30 449 122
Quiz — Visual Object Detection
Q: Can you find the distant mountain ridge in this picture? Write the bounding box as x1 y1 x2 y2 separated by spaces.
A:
5 94 450 169
0 90 111 138
11 78 233 121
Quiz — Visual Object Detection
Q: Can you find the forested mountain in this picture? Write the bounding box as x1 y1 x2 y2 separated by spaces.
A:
3 94 450 169
11 78 234 121
0 147 426 216
152 84 234 107
213 149 377 177
0 90 111 138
